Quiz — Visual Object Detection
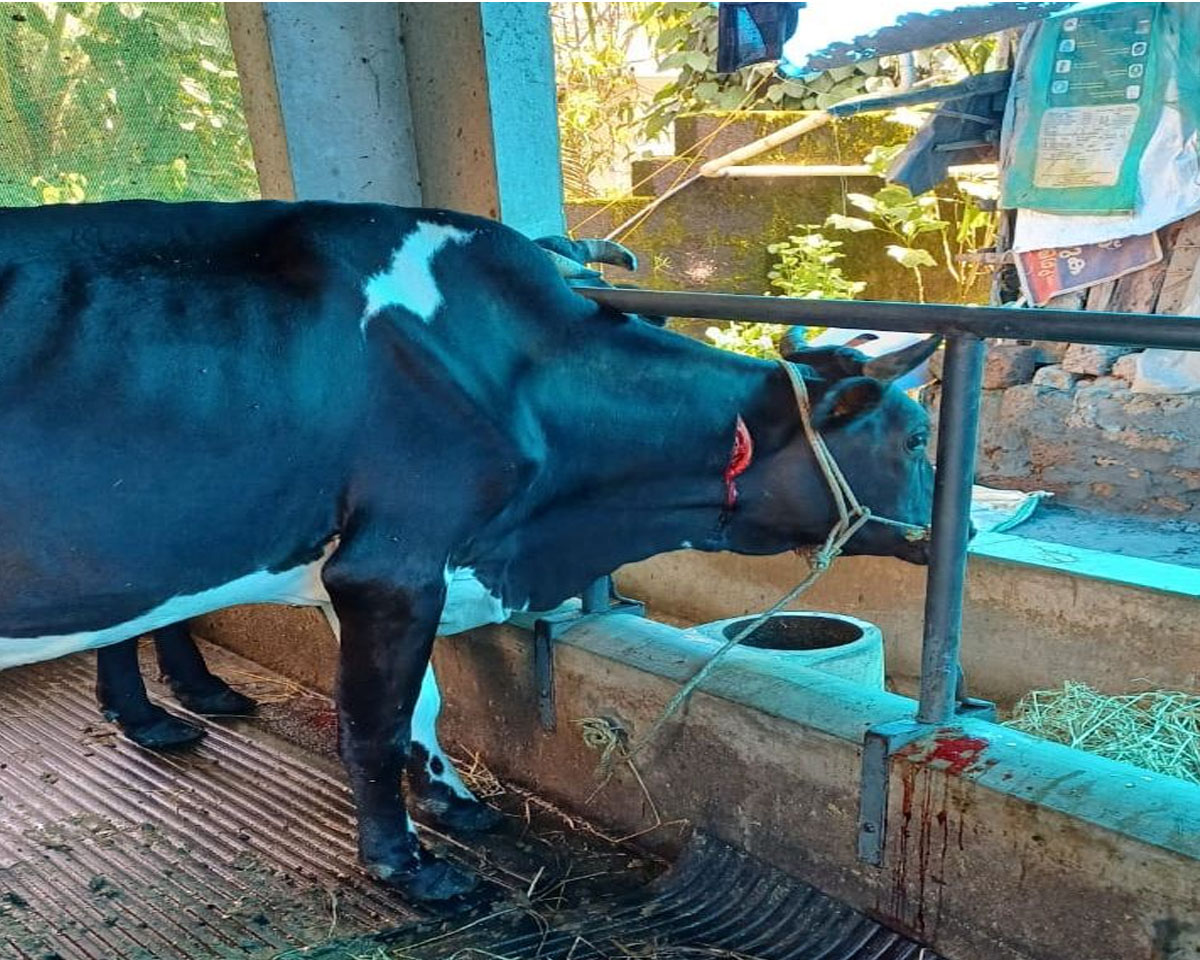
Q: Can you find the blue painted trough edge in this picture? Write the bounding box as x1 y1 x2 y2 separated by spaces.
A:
508 607 1200 863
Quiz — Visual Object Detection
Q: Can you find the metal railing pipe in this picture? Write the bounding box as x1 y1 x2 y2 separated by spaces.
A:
578 288 1200 351
916 334 986 723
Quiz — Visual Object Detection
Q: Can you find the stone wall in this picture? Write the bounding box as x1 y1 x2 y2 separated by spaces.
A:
924 210 1200 518
927 343 1200 517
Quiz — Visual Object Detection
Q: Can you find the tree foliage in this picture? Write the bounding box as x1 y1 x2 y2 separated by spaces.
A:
633 4 1001 140
634 2 885 139
552 3 649 199
0 2 258 206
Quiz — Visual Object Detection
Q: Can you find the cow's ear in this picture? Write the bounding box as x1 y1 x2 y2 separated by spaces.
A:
781 343 866 380
813 376 884 429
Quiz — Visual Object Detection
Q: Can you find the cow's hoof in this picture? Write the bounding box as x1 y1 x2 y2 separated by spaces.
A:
111 707 206 750
415 793 505 835
370 854 478 902
175 683 257 717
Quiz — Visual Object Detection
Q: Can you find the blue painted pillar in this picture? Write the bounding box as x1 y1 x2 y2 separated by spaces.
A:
233 2 564 234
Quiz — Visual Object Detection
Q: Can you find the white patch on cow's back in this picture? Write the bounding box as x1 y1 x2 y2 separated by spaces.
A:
361 222 475 331
439 566 509 636
0 543 336 671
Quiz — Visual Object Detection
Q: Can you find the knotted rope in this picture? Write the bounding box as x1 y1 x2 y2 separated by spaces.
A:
619 361 929 765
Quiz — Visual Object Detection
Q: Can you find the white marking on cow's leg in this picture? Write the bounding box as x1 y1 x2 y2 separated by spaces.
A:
411 663 475 801
360 222 475 332
325 599 474 804
320 603 341 643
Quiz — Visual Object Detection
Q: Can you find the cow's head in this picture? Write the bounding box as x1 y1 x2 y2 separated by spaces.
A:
739 327 941 565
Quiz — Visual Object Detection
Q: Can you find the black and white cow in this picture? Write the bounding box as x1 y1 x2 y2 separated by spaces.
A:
0 200 937 901
87 237 648 810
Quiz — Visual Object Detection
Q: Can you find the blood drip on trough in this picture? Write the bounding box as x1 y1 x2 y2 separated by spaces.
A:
886 730 991 938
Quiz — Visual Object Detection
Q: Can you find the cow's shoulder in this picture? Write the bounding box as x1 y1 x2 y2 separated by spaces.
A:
293 203 554 282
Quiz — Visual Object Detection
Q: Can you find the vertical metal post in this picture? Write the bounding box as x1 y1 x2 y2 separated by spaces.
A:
532 577 644 730
532 618 557 731
917 334 986 724
580 577 611 614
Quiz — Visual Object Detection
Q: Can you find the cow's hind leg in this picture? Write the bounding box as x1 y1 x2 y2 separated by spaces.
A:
154 620 257 716
96 637 205 749
326 570 476 901
408 666 504 833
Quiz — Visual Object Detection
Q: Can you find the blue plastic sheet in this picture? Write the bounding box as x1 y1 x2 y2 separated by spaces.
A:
776 1 1068 77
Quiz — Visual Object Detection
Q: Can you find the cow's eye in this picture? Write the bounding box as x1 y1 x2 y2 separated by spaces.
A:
906 432 928 452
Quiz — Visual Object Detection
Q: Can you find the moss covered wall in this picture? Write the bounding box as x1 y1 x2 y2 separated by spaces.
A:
566 112 986 313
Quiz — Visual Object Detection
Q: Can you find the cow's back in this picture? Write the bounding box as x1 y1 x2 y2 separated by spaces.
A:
0 202 387 640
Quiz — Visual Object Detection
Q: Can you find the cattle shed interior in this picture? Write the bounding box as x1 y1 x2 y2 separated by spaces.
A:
1 5 1199 960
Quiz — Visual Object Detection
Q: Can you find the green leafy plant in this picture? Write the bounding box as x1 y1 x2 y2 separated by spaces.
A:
820 134 998 304
835 184 946 302
766 229 866 300
707 227 863 357
704 322 783 358
826 140 949 303
948 169 1001 299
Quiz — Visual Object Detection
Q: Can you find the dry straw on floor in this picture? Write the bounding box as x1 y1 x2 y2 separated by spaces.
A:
1005 681 1200 785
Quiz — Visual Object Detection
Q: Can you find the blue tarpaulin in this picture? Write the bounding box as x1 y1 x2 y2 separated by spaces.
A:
716 3 805 73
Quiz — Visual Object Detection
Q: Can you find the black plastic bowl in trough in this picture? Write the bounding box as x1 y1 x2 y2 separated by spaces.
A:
721 614 864 651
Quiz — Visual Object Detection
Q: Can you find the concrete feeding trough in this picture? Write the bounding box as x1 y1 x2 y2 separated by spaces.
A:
692 611 884 688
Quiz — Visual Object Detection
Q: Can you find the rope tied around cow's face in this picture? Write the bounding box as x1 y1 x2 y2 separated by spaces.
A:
779 359 930 561
616 360 930 767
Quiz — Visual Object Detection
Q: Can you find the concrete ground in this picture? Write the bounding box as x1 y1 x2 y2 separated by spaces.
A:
1018 503 1200 569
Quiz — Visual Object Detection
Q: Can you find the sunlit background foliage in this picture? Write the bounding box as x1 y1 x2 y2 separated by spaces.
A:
0 2 257 205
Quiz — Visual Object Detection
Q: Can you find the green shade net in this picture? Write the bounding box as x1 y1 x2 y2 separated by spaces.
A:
0 2 259 206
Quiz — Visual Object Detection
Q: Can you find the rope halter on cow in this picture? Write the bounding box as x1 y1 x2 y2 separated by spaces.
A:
623 360 931 764
779 358 930 562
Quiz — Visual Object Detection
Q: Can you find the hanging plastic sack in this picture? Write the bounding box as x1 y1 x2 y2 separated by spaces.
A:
1001 3 1167 214
1010 4 1200 251
717 3 804 73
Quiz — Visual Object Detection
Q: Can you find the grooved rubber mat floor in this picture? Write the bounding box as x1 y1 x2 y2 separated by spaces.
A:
1 654 944 960
354 832 947 960
0 656 425 959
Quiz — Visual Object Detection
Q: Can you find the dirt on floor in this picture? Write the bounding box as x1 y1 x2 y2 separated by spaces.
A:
1 643 673 960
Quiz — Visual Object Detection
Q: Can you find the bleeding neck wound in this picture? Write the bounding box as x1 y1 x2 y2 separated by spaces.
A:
723 416 754 511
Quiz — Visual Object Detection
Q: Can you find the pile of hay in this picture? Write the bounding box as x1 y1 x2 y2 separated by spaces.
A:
1005 682 1200 785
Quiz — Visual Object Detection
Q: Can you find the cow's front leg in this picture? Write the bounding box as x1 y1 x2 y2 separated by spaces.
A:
408 665 504 833
153 620 257 716
96 637 205 749
328 578 476 901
